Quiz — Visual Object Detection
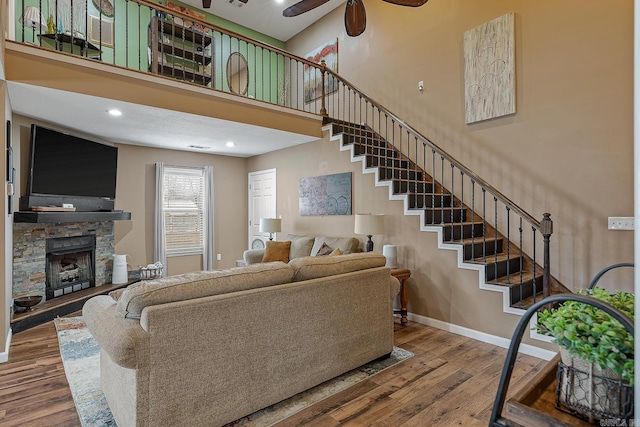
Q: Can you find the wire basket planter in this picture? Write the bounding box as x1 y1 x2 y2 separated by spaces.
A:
556 360 634 424
139 263 164 280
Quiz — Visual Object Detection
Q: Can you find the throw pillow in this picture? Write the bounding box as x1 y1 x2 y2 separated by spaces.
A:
109 288 126 301
329 248 342 256
262 240 291 263
315 242 334 256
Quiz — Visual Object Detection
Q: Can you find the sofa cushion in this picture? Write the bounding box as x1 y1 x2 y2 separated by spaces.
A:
262 241 291 263
285 234 315 259
330 248 342 256
310 236 361 256
115 262 294 319
288 252 386 282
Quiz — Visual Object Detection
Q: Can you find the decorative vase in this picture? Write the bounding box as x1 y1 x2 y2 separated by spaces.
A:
557 347 633 423
46 15 56 34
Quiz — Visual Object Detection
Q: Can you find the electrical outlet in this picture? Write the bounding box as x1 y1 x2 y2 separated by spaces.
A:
216 253 222 260
608 217 635 230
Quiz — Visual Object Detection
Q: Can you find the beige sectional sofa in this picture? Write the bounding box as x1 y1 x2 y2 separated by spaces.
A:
83 252 399 427
243 234 361 264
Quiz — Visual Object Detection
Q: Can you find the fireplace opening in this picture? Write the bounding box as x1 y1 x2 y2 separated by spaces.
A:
46 235 96 299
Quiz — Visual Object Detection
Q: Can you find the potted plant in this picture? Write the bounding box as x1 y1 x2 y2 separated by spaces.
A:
536 287 634 422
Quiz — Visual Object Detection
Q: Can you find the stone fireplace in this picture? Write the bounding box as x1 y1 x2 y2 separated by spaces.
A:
13 221 115 301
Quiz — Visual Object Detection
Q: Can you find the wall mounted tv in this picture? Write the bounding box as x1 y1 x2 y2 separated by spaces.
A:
22 124 119 212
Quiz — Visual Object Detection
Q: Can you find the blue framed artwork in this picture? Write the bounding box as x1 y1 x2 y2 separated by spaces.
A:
299 172 351 216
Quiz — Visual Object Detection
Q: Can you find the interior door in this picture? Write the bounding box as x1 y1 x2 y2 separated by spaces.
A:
248 169 277 250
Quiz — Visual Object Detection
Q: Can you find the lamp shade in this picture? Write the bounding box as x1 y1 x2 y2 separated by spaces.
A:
354 213 385 235
19 6 47 32
259 218 281 233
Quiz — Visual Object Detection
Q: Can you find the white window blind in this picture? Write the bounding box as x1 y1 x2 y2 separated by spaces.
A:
162 166 205 256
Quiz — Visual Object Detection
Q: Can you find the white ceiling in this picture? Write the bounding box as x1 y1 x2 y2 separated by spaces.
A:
180 0 346 42
8 1 344 157
8 82 319 157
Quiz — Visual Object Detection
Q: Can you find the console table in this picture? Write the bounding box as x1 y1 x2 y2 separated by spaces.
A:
390 268 411 325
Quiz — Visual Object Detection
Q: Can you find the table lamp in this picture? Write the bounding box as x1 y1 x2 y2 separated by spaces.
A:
19 7 47 42
259 218 281 241
354 213 385 252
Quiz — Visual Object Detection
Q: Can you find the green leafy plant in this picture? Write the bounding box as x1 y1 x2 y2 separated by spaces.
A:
536 287 634 385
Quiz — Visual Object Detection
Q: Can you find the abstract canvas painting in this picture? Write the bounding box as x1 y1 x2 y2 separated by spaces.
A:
464 13 515 124
304 39 338 103
299 172 351 216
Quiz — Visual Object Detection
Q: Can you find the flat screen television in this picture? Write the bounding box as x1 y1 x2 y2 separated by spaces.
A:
25 124 118 209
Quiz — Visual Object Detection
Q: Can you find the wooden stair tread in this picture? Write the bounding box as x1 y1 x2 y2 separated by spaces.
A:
468 251 522 264
490 270 543 287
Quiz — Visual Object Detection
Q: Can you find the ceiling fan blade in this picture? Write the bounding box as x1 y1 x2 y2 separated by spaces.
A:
202 0 211 7
283 0 330 17
345 0 366 37
382 0 428 6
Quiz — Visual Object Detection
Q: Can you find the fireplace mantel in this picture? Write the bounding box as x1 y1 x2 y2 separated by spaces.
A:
14 210 131 223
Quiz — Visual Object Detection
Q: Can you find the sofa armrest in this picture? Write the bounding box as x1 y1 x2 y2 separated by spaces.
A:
83 295 148 369
243 248 265 264
389 276 400 299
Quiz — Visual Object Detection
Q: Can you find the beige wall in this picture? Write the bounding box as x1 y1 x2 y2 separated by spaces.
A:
247 133 557 350
12 115 248 277
113 144 248 274
285 0 634 292
0 0 633 352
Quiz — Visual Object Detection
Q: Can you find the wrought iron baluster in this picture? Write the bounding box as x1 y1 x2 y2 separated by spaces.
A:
460 171 464 245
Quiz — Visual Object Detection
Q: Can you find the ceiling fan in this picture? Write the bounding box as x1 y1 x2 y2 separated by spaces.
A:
283 0 428 37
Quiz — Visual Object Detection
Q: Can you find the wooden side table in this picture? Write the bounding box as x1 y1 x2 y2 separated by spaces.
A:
390 268 411 325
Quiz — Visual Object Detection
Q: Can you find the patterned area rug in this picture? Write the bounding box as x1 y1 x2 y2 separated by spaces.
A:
55 316 413 427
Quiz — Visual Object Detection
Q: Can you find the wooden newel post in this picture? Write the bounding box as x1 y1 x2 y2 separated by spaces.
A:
320 60 328 117
540 213 553 299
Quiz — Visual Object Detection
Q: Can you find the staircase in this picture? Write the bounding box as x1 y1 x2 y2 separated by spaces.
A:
323 118 567 311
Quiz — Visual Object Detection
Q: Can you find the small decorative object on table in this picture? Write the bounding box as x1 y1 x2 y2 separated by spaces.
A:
139 262 163 280
14 295 42 312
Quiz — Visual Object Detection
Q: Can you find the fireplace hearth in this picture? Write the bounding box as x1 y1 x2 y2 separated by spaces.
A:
46 235 96 299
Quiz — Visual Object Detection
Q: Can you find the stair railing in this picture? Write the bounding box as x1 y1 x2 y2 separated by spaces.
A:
321 64 553 306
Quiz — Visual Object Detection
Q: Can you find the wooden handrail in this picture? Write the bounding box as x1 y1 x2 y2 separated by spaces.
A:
322 66 543 229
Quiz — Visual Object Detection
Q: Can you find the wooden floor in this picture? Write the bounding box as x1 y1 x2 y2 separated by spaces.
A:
0 316 550 426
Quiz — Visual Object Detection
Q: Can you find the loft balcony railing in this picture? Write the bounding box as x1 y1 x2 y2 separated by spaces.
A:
14 0 329 114
13 0 554 308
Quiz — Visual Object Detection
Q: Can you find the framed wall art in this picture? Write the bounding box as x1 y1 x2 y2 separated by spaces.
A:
463 12 515 124
303 38 338 103
299 172 351 216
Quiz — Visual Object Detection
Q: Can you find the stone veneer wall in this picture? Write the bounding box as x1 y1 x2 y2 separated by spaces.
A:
13 222 116 299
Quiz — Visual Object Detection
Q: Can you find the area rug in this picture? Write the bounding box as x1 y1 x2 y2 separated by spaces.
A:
55 316 413 427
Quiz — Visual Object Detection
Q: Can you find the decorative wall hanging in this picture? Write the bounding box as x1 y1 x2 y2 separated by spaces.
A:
304 38 338 103
463 12 515 124
299 172 351 216
89 15 114 47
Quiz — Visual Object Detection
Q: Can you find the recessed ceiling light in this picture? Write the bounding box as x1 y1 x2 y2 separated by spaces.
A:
226 141 235 147
107 109 122 117
275 0 284 3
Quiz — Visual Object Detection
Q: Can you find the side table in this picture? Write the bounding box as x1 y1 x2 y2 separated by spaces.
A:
390 268 411 325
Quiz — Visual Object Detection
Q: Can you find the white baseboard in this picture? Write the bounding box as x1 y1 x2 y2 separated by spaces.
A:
0 328 12 363
407 312 557 361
